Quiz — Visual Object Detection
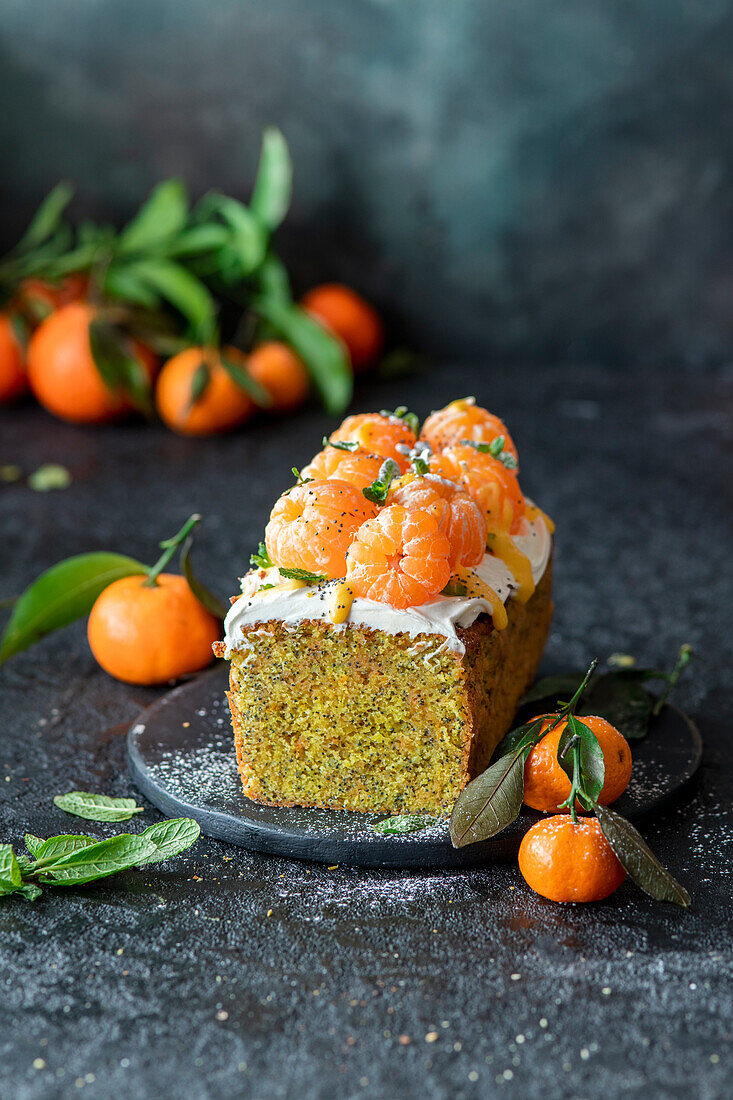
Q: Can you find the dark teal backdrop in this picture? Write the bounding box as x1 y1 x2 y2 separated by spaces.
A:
2 0 733 366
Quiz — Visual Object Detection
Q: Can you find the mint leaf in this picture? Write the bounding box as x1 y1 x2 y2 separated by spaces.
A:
35 834 158 885
32 835 97 867
278 567 326 585
134 818 201 866
372 815 435 835
53 792 144 823
380 406 420 436
24 834 44 857
0 845 21 889
362 459 401 504
250 542 273 570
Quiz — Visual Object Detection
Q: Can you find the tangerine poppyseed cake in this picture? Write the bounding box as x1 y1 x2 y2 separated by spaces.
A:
214 400 554 815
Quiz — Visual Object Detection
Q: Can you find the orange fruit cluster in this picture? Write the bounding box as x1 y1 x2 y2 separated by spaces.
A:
2 280 383 434
517 712 633 904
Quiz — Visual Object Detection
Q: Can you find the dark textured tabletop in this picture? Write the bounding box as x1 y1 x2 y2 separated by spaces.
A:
2 362 732 1100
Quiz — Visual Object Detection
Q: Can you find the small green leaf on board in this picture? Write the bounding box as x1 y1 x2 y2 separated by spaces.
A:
595 804 691 908
372 815 435 835
0 552 148 664
53 792 145 823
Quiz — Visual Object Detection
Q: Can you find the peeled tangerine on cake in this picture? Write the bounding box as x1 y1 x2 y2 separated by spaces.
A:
214 402 554 816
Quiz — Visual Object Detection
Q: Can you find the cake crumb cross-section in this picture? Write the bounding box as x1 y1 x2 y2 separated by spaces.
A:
214 401 554 816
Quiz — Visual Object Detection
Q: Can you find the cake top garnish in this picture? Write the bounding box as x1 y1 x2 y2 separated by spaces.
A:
250 399 553 615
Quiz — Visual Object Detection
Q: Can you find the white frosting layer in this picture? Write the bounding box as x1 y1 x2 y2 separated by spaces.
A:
223 513 551 657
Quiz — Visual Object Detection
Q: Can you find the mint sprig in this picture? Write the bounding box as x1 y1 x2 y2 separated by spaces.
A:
53 792 144 823
0 818 200 901
362 458 401 505
323 437 360 452
250 542 274 570
461 436 518 470
380 405 420 436
278 567 326 585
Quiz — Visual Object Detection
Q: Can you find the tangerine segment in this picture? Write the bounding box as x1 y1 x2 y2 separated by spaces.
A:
301 447 385 490
523 716 633 813
388 473 487 569
329 413 416 469
265 478 377 579
346 504 451 609
432 443 525 535
420 397 518 465
518 816 626 903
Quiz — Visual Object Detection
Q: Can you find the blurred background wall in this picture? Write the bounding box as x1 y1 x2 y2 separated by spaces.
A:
2 0 733 367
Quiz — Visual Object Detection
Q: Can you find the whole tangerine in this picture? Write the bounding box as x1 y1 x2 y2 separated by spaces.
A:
156 346 255 436
301 283 384 371
87 573 220 685
247 341 309 413
0 313 27 403
27 302 157 424
518 816 626 903
523 715 633 813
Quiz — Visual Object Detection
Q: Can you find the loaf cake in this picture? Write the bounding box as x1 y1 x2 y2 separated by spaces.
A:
215 399 554 816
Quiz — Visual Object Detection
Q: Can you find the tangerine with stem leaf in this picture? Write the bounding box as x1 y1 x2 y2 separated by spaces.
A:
87 515 221 685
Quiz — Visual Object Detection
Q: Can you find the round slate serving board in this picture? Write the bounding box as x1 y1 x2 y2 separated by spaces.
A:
127 665 702 869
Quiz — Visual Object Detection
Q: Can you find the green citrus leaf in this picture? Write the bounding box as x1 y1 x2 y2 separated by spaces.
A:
250 127 293 232
0 551 148 664
165 224 231 257
180 534 227 619
89 319 154 417
219 353 271 407
119 259 217 341
188 360 211 411
53 792 144 823
254 298 351 415
208 196 268 278
103 263 162 309
557 714 605 805
16 182 75 252
117 179 189 255
595 804 691 908
256 252 292 305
